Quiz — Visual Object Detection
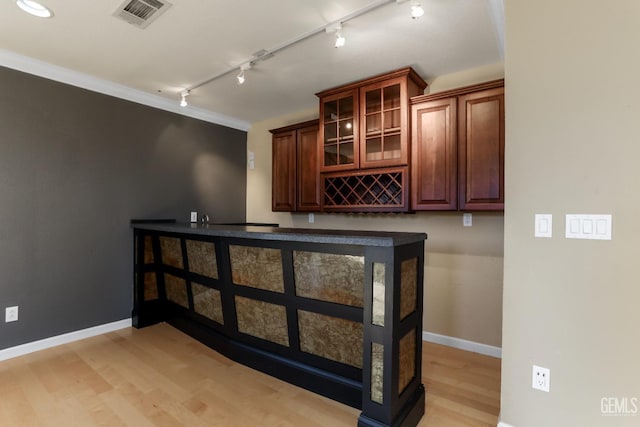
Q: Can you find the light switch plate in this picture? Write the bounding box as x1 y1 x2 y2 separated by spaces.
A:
565 214 612 240
535 214 553 238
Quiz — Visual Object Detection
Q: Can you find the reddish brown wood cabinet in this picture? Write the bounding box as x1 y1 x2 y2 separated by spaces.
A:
410 79 504 211
317 67 427 212
411 97 457 210
270 120 321 212
458 86 504 210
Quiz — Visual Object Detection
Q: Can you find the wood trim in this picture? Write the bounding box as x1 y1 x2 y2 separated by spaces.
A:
411 78 504 104
269 119 319 134
316 67 427 98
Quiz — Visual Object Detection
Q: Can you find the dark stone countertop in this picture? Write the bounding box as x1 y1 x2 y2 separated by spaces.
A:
131 222 427 247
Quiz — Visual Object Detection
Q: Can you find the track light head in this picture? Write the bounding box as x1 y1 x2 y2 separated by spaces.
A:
410 2 424 19
335 30 346 48
237 62 252 85
326 23 345 48
180 90 190 107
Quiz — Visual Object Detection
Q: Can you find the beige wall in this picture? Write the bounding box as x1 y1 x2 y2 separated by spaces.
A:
246 63 505 347
502 1 640 426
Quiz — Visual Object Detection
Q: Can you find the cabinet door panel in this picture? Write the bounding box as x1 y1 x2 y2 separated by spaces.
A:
297 124 321 211
319 90 359 172
359 77 409 169
272 130 296 212
458 87 504 211
411 98 457 210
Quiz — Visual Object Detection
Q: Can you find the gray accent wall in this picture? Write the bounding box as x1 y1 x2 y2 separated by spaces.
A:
0 66 247 350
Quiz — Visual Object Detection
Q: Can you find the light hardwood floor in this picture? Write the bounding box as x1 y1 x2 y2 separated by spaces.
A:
0 323 500 426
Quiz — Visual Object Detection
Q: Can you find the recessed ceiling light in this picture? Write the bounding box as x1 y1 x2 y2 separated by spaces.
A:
16 0 53 18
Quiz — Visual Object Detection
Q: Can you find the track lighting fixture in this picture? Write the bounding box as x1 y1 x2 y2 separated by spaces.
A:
180 90 189 107
326 23 346 48
396 0 424 19
179 1 407 98
237 63 252 85
410 2 424 19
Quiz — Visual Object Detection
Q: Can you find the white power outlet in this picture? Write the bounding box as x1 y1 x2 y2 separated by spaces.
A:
463 212 473 227
308 213 315 224
532 365 550 392
190 211 198 223
5 306 19 323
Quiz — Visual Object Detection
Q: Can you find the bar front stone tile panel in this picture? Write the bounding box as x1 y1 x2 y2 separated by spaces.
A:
186 240 218 279
371 342 384 404
398 328 416 394
164 273 188 308
400 257 417 320
160 236 183 269
144 235 154 264
230 245 284 293
192 282 224 324
293 251 364 307
235 296 289 346
372 262 385 326
297 310 363 368
143 272 158 301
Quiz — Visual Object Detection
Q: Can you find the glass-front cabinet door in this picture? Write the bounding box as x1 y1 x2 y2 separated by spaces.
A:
359 77 409 168
319 89 359 171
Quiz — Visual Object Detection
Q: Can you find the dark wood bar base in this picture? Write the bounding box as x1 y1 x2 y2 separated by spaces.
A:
132 222 427 426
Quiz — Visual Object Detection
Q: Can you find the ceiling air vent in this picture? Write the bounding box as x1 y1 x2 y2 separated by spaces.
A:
113 0 172 29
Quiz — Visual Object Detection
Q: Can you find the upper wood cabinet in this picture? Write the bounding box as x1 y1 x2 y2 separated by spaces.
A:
411 97 457 210
458 86 504 210
270 120 321 212
411 79 504 211
317 67 427 173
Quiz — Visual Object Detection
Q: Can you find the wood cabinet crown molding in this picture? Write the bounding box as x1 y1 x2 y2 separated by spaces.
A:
411 78 504 104
316 66 427 98
269 119 319 134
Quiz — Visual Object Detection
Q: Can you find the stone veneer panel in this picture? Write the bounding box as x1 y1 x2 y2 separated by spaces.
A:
160 236 183 269
230 245 284 293
143 272 158 301
372 262 385 326
400 257 417 320
143 235 154 264
165 273 188 308
297 310 363 368
235 296 289 346
293 251 364 307
398 329 416 394
186 240 218 279
371 342 384 404
192 283 224 324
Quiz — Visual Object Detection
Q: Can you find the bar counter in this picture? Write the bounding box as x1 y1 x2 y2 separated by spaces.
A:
132 222 427 427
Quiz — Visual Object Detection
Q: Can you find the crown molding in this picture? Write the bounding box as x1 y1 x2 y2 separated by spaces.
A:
0 48 250 132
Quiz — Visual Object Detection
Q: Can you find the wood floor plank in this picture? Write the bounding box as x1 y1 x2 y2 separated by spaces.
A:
0 323 500 426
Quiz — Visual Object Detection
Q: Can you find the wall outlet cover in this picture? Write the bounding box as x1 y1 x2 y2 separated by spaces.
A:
5 306 18 323
532 365 550 392
190 211 198 222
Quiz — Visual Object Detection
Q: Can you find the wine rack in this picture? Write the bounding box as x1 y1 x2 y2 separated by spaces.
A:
322 167 409 212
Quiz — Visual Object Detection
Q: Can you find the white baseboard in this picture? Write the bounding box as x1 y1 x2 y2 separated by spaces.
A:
497 422 515 427
422 331 502 358
0 318 132 362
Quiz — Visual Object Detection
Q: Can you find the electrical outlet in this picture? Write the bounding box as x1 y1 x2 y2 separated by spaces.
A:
532 365 550 392
5 306 19 323
190 211 198 223
308 213 315 224
463 212 473 227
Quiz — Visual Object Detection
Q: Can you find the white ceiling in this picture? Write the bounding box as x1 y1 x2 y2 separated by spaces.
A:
0 0 503 130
